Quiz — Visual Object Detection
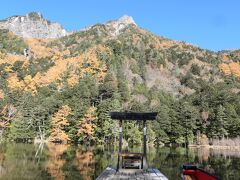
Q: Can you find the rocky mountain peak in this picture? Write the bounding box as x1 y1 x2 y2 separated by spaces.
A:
117 15 136 26
81 15 137 36
0 12 69 38
105 15 137 36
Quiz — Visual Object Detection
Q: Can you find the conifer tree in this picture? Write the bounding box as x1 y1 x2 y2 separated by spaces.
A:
209 105 228 139
48 105 71 144
76 106 97 144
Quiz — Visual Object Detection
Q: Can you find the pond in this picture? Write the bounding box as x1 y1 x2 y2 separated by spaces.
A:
0 143 240 180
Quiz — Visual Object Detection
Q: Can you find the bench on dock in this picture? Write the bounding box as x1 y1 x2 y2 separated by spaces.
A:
120 152 143 169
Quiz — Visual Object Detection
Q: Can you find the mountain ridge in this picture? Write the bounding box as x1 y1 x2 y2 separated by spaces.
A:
0 12 69 38
0 12 137 39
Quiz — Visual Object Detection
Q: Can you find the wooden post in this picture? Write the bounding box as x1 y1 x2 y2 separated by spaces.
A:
119 120 123 153
117 120 123 171
143 120 147 170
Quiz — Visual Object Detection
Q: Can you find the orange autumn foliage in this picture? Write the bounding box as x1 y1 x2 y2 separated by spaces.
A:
0 54 27 65
48 105 71 144
32 44 108 88
7 74 38 95
25 38 54 59
5 41 108 94
219 62 240 78
3 34 109 95
77 107 97 143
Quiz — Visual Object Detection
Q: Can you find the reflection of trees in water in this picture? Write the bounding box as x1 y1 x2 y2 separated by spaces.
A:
47 143 69 180
196 147 210 162
74 147 94 180
0 148 6 177
195 147 240 162
0 143 48 180
197 147 240 178
0 144 240 180
183 147 240 179
210 148 240 158
150 147 197 179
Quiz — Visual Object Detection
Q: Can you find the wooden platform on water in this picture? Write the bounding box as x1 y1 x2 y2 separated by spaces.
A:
96 167 168 180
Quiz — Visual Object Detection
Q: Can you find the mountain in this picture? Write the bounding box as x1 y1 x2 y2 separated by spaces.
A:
0 12 69 38
0 13 240 145
81 15 137 36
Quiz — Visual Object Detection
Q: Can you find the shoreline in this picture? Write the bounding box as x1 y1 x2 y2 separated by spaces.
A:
189 144 240 150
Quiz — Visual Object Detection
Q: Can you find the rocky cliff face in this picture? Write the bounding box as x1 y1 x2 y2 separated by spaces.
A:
81 15 136 36
0 13 136 39
0 12 69 38
105 15 136 36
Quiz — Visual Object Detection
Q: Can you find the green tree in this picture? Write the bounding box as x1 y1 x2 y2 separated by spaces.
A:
95 98 121 144
178 102 198 146
190 64 201 75
209 105 228 138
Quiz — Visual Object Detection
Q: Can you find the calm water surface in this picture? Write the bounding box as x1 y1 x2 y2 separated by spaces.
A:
0 143 240 180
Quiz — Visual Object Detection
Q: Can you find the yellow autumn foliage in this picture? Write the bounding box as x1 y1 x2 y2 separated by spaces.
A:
7 75 24 91
5 38 108 93
219 62 240 78
25 38 53 59
47 143 69 180
77 107 97 142
0 54 27 65
25 38 70 59
0 89 4 99
7 74 38 95
48 105 71 144
4 65 13 73
32 45 107 88
74 149 94 180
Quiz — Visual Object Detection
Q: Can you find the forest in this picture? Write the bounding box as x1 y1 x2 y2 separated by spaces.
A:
0 23 240 147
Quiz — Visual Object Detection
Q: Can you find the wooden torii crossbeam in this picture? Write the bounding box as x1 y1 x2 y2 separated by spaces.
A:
109 112 157 171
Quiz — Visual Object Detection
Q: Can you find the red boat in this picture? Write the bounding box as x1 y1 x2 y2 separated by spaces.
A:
181 164 220 180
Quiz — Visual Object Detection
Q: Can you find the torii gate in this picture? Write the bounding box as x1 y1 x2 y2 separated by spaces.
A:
109 112 157 171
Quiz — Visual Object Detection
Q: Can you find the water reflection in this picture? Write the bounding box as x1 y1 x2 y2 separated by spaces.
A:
47 143 69 180
0 144 240 180
0 143 49 180
196 147 210 162
74 147 94 180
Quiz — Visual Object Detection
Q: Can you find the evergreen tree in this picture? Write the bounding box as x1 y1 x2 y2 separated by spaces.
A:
154 104 171 145
95 98 120 144
209 105 228 138
178 102 198 145
168 104 185 145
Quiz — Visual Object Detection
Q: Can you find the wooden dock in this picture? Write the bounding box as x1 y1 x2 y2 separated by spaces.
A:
96 167 168 180
102 112 168 179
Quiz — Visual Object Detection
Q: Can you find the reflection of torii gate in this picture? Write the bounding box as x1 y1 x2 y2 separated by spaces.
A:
109 112 157 171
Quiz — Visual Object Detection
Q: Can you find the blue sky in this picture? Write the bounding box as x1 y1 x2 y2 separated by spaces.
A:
0 0 239 51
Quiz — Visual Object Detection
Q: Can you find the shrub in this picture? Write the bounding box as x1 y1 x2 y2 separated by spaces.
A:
190 64 201 75
0 29 28 54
